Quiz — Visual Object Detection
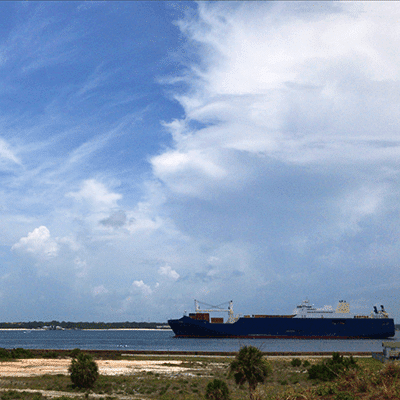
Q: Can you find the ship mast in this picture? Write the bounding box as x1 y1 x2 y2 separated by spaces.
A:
194 299 238 323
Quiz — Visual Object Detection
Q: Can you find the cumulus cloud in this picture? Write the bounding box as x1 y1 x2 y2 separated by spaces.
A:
11 226 59 258
154 2 400 200
144 2 400 318
132 280 152 296
67 179 122 211
158 265 180 280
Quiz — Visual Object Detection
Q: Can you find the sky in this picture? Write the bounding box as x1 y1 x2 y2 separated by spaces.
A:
1 1 400 323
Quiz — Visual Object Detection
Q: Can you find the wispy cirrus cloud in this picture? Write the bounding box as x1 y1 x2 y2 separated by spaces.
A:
1 6 79 75
0 138 20 166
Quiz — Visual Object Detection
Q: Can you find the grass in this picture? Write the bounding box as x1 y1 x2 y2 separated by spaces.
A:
0 354 399 399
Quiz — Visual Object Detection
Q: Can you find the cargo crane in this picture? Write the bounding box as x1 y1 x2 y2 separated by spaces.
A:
194 299 239 323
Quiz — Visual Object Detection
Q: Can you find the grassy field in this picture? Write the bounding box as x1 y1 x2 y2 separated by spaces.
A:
0 352 398 400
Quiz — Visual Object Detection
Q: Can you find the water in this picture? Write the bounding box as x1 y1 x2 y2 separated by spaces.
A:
0 329 398 352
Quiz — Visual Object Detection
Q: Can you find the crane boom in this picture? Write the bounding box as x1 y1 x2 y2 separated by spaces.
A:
194 299 239 323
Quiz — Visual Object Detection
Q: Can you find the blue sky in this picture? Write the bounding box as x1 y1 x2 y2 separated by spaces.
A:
1 1 400 323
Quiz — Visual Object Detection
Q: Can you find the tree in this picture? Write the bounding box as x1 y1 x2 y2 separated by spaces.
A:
229 346 271 400
69 352 99 388
205 378 230 400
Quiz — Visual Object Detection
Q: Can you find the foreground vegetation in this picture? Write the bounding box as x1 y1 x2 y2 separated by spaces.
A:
0 349 398 399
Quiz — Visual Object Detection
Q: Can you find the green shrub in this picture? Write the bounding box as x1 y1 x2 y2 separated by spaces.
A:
1 392 21 400
68 353 99 388
10 348 33 359
43 351 59 359
291 358 302 367
308 352 357 381
316 383 337 396
303 360 310 367
205 379 230 400
69 348 81 358
335 392 354 400
0 348 11 359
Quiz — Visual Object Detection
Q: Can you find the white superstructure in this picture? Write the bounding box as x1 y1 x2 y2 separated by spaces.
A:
293 299 390 319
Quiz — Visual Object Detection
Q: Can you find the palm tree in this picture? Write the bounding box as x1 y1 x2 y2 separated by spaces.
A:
229 345 271 400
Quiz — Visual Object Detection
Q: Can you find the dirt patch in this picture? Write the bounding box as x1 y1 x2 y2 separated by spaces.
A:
0 359 188 377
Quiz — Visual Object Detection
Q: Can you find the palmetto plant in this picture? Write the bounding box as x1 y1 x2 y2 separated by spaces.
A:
229 345 271 400
68 352 99 389
205 378 230 400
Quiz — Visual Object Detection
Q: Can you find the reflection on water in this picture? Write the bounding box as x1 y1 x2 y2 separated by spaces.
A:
0 329 398 352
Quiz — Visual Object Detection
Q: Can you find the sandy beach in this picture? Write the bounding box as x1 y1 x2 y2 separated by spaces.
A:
0 359 191 377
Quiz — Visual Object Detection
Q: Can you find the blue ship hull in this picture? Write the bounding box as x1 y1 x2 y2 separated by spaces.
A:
168 316 395 339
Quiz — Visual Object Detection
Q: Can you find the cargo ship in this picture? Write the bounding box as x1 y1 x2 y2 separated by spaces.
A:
168 299 395 339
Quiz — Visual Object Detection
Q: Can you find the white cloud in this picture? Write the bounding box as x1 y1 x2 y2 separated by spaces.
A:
157 2 400 198
0 138 20 165
132 280 152 296
67 179 122 210
11 226 59 258
158 265 180 280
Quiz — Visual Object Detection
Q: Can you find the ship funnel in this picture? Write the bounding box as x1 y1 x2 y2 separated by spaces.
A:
381 305 385 311
373 306 378 314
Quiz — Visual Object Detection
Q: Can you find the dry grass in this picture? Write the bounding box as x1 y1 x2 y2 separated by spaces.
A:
0 355 398 400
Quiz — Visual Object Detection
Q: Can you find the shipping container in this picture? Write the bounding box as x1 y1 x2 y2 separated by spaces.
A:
189 313 210 322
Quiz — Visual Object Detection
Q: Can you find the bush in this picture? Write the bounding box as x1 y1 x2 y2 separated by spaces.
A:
308 352 357 381
335 392 354 400
291 358 302 367
68 353 99 389
1 391 22 400
380 362 400 379
43 351 59 359
303 360 310 367
69 348 81 358
205 379 230 400
316 383 337 396
10 348 33 359
0 348 10 359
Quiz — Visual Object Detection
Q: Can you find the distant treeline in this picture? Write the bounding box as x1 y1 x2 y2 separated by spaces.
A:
0 321 170 330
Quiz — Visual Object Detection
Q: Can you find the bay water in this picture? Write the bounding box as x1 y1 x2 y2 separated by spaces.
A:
0 329 397 352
